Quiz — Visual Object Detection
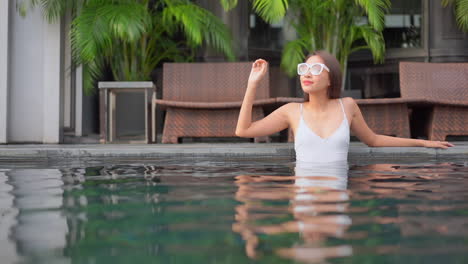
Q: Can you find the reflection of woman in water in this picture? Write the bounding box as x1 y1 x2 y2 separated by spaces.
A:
236 50 453 170
233 171 353 262
235 51 452 261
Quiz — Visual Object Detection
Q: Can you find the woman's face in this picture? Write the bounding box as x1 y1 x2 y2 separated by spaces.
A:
300 55 331 95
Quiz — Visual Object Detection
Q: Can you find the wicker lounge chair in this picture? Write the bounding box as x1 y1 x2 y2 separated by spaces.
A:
354 98 412 138
155 62 276 143
353 62 468 141
399 62 468 140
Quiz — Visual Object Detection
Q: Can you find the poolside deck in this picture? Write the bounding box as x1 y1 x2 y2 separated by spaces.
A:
0 142 467 162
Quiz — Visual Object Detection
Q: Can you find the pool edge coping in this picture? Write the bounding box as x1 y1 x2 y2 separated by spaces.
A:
0 143 467 161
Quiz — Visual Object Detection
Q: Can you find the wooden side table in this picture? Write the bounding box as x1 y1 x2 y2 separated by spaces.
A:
98 81 155 143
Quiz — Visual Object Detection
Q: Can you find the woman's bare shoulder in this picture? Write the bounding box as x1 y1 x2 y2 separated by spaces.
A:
276 102 302 111
285 102 302 108
341 97 357 106
340 97 359 117
341 97 359 109
276 102 301 119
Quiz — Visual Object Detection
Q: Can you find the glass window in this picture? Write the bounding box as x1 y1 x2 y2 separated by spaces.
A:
248 13 284 50
383 0 422 49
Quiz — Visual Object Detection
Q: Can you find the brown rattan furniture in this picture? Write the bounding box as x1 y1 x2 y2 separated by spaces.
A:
155 62 276 143
354 98 411 138
355 62 468 141
399 62 468 140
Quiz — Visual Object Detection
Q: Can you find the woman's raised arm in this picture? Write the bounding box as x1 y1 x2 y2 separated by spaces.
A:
236 59 290 138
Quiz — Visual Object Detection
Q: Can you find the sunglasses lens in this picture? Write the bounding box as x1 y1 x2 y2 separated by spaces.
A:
298 64 310 75
310 64 322 75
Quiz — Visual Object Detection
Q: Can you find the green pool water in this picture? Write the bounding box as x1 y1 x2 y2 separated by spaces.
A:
1 158 467 264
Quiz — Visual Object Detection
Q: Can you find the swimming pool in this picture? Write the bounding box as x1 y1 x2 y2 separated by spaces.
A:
1 157 467 263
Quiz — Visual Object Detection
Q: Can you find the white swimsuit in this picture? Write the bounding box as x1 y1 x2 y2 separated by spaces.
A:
295 98 350 164
294 99 350 189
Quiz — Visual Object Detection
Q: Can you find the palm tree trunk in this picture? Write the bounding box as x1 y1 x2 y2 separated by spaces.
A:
341 58 348 92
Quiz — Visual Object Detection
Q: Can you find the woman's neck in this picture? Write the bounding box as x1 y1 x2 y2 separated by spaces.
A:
305 92 332 112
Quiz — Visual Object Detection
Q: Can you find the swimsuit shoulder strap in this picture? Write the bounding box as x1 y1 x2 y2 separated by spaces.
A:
338 99 346 118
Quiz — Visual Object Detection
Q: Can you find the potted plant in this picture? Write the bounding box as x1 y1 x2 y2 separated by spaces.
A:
232 0 389 88
21 0 236 142
245 0 468 75
20 0 235 93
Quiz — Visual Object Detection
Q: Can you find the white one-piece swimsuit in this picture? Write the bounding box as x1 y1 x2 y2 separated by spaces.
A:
294 99 350 189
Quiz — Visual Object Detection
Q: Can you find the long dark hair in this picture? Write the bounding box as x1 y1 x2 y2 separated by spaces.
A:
303 50 342 101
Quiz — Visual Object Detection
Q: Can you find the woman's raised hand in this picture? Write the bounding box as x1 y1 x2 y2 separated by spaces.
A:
248 59 268 84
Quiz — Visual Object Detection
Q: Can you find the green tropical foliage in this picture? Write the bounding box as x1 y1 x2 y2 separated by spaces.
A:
247 0 390 78
442 0 468 32
20 0 235 94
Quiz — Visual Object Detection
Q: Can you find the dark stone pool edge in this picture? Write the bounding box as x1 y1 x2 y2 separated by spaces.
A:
0 143 466 162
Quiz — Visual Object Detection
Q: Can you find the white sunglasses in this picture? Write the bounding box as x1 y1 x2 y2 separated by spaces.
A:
297 63 330 76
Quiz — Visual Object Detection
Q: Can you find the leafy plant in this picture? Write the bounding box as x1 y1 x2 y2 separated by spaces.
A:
441 0 468 32
244 0 390 80
20 0 235 94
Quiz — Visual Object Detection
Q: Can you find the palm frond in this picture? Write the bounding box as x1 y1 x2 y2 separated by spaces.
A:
71 0 151 91
38 0 68 22
354 0 390 31
441 0 456 6
442 0 468 32
71 0 150 62
281 38 310 76
456 0 468 31
220 0 238 11
82 58 105 95
453 0 468 32
96 2 151 42
251 0 289 23
18 0 68 22
356 25 385 64
277 0 388 78
162 3 235 60
162 3 205 45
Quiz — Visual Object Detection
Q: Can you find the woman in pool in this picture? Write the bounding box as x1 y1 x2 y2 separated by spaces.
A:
236 50 453 167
